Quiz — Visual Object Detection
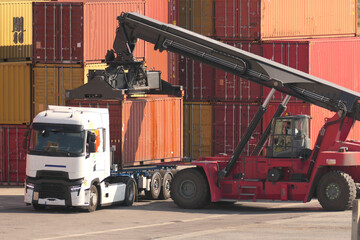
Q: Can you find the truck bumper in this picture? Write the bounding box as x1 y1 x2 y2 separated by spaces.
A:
24 177 88 207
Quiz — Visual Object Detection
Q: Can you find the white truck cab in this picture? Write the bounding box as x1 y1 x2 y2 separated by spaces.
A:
24 106 135 211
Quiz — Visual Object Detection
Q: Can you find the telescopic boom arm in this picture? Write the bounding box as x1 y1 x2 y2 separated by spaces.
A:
111 12 360 120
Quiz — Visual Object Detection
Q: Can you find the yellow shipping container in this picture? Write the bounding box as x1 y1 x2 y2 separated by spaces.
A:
33 63 107 117
0 62 32 124
83 63 107 83
0 1 33 60
184 102 212 159
179 0 214 36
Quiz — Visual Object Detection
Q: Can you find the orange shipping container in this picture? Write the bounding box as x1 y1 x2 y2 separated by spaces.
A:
145 0 169 81
67 96 183 168
214 0 357 40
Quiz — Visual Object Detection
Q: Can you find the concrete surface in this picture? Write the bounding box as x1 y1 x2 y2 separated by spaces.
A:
0 187 352 240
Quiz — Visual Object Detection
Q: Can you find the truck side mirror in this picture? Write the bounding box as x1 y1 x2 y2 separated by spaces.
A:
88 132 97 153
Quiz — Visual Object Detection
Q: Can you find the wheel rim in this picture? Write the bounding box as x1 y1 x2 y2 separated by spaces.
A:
180 180 196 199
154 179 160 190
326 182 341 200
128 183 134 201
90 188 98 206
165 179 170 191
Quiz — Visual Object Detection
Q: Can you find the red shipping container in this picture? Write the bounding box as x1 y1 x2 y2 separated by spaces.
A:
214 0 356 40
179 56 215 101
67 96 183 168
215 41 262 101
213 102 261 156
0 125 28 185
33 1 146 64
262 38 360 101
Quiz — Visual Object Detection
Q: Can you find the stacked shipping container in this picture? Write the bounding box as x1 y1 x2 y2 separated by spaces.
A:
175 0 359 159
0 0 172 185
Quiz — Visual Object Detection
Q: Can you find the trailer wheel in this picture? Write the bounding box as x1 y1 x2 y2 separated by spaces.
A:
88 184 99 212
170 168 210 209
146 171 162 200
124 178 136 206
159 172 172 200
317 171 356 211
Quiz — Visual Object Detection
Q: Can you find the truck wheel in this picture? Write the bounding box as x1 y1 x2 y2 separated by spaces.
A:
159 172 172 200
124 178 136 206
317 171 356 211
88 184 99 212
146 171 162 200
170 168 210 209
33 203 46 211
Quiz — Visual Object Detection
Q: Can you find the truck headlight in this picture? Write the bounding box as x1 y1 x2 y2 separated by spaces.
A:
26 183 35 190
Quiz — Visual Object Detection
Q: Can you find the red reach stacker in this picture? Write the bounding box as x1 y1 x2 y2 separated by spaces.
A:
110 12 360 211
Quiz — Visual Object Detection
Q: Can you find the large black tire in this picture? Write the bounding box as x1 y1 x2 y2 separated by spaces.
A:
124 178 136 206
317 171 356 211
170 168 210 209
159 172 172 200
146 171 162 200
88 184 99 212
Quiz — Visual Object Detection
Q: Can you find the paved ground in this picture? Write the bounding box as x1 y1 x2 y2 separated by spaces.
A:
0 187 353 240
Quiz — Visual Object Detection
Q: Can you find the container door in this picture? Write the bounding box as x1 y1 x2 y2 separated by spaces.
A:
0 126 27 185
33 3 57 62
55 3 83 63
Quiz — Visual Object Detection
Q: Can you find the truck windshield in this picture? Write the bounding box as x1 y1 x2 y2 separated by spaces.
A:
29 124 85 157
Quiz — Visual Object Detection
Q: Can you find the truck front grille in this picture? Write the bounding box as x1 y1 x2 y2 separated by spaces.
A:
38 183 67 200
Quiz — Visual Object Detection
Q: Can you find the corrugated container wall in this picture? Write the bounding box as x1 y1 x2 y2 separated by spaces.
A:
145 0 168 81
0 62 32 124
215 41 262 101
213 102 261 156
184 103 212 160
262 38 360 100
33 1 146 64
0 125 28 185
67 97 183 168
214 0 357 40
179 56 215 101
178 0 214 36
32 64 85 116
0 1 33 61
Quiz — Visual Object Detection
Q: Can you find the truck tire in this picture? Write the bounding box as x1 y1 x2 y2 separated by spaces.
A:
146 171 162 200
88 184 99 212
159 172 172 200
317 171 356 211
33 203 46 211
170 168 210 209
124 178 136 206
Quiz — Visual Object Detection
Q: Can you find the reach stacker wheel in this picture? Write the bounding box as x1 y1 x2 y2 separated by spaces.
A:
170 168 210 209
317 171 356 211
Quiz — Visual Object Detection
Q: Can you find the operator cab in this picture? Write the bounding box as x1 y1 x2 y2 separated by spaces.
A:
266 115 311 159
